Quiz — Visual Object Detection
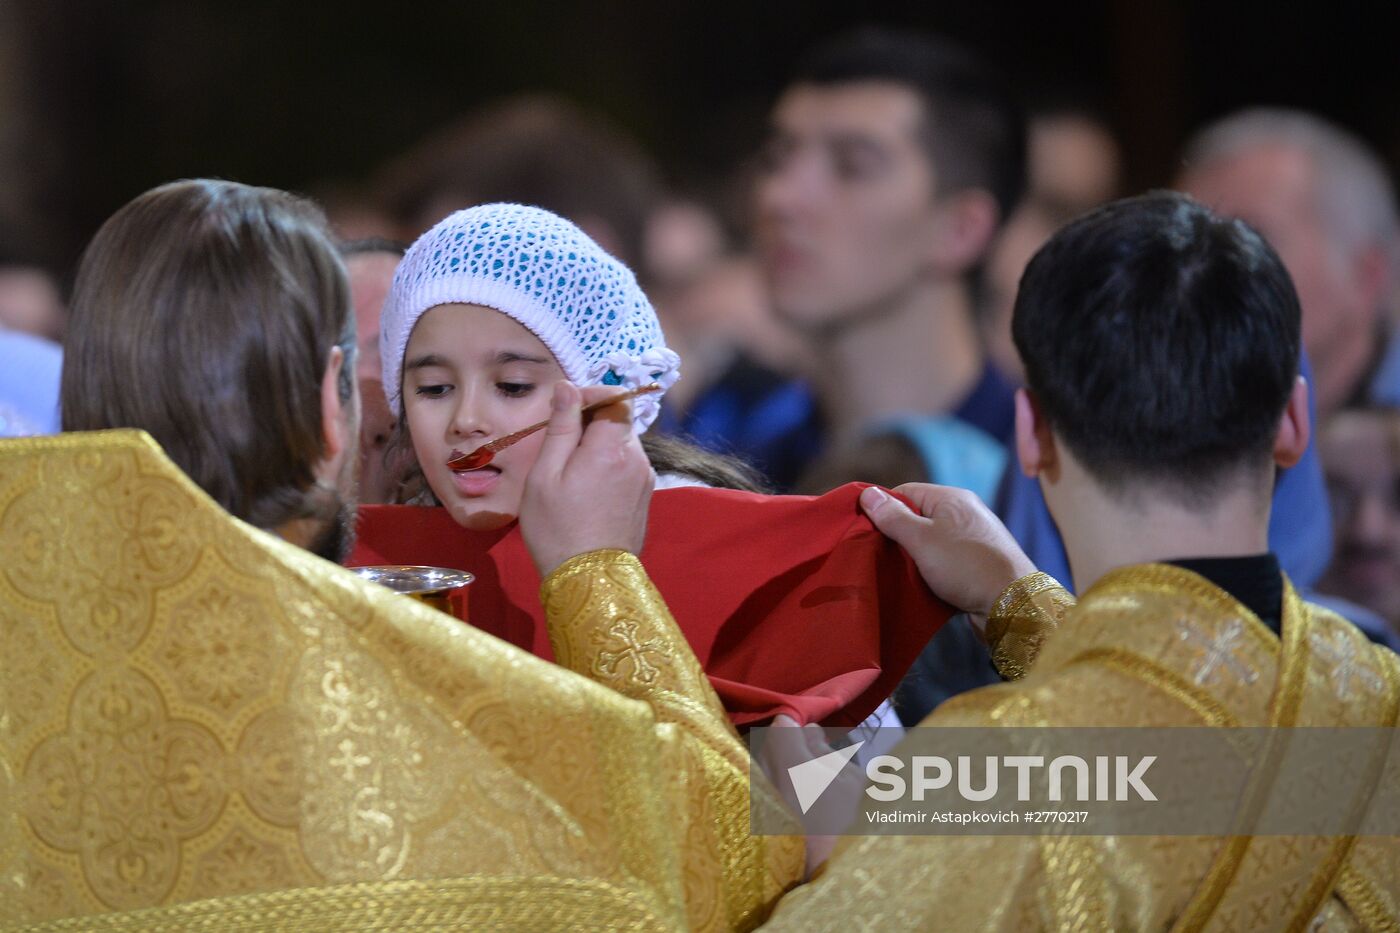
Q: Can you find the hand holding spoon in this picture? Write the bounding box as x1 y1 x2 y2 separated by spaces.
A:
447 383 662 472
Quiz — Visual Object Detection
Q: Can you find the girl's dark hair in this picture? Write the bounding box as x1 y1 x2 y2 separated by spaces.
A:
386 422 769 505
641 433 771 493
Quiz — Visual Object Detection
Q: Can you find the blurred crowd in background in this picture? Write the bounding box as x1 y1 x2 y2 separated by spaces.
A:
4 10 1400 652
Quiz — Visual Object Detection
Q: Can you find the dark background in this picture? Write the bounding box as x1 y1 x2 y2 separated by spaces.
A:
4 0 1399 271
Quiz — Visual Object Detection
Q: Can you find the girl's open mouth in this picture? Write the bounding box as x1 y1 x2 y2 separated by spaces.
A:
449 464 502 497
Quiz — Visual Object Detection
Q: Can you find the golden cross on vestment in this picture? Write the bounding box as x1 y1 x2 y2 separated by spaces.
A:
1308 627 1385 702
330 737 372 781
1178 617 1258 687
596 618 663 686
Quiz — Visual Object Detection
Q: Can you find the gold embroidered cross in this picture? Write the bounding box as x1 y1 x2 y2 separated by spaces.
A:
1179 618 1258 686
1309 628 1384 701
596 618 663 686
330 738 372 781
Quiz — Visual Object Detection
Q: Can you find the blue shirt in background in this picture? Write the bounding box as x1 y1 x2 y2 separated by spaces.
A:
0 330 62 437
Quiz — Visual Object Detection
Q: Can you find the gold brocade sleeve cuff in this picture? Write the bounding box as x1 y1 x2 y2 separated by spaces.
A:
540 548 728 724
543 550 806 924
985 571 1075 681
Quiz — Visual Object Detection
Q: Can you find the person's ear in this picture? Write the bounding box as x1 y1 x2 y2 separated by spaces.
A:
1272 375 1311 469
320 345 349 462
1014 388 1057 479
929 189 999 276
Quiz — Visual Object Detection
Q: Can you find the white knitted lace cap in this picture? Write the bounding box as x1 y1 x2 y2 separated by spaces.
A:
380 202 680 431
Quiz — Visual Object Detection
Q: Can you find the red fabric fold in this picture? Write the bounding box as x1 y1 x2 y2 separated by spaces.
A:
347 482 952 727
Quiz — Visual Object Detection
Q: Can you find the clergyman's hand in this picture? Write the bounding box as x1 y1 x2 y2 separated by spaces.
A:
758 714 864 880
519 381 655 577
859 484 1036 636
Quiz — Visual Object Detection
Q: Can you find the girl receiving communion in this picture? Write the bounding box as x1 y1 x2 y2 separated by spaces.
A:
359 201 947 731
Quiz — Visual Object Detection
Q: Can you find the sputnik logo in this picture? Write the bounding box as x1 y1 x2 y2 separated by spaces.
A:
787 741 864 814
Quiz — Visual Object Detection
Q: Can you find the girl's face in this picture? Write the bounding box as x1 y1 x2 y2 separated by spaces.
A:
402 303 565 530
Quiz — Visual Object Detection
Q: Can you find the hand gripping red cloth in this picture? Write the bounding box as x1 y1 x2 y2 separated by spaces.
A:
347 483 952 727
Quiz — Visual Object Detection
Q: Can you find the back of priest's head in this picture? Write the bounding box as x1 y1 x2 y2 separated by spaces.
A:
1011 190 1302 505
61 179 355 532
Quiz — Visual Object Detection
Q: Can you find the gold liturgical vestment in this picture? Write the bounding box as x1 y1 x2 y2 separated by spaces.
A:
0 431 802 931
766 566 1400 931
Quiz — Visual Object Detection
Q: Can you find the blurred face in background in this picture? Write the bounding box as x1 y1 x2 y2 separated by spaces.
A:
0 266 65 342
347 249 405 504
979 202 1061 385
1027 113 1121 211
1319 409 1400 630
755 81 943 330
1179 144 1380 417
347 250 401 382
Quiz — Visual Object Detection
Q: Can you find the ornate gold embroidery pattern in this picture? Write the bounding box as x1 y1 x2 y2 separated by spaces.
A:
989 686 1114 931
541 550 731 736
989 567 1391 930
1051 566 1283 729
1177 616 1258 688
1084 565 1281 650
2 449 198 660
1337 640 1400 928
1 442 238 915
1310 619 1388 703
986 571 1071 680
762 566 1400 930
1284 622 1400 932
153 560 289 718
1337 864 1400 933
596 618 665 687
1165 584 1398 932
22 668 229 911
1068 648 1240 729
2 432 762 929
0 603 68 749
990 570 1063 621
1165 585 1305 931
187 823 296 902
540 549 802 930
10 876 672 932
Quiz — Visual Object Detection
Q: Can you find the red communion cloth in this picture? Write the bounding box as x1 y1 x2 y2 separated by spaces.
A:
348 483 952 727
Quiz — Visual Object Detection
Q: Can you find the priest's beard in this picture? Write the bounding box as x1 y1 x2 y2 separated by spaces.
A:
309 493 358 564
309 451 361 564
